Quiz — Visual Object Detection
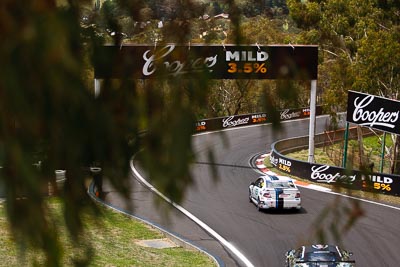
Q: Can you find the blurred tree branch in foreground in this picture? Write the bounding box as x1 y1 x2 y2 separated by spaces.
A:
0 0 228 265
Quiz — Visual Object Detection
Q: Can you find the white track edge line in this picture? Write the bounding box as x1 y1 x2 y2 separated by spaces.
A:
130 160 255 267
321 190 400 211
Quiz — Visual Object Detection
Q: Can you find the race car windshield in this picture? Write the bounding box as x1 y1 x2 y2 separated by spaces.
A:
271 182 294 188
305 252 338 262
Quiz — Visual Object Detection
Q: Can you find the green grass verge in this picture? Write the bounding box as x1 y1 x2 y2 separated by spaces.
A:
279 134 392 172
0 199 216 267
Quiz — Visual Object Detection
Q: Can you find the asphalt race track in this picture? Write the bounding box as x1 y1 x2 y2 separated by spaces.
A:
106 115 400 267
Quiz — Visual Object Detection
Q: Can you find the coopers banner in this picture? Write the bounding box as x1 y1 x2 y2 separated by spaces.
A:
195 106 323 132
94 44 318 80
270 148 400 196
347 90 400 134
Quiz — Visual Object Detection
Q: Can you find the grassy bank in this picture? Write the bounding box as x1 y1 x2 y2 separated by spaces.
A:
0 198 216 267
284 134 393 173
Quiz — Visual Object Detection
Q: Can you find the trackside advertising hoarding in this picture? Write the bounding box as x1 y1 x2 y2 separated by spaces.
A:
270 148 400 196
94 44 318 80
194 106 323 132
347 90 400 134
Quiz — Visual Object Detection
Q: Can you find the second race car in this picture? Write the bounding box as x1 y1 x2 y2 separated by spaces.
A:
285 244 355 266
249 174 301 211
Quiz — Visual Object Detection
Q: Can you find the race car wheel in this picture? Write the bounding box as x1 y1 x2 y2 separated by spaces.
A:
249 189 252 203
257 197 263 212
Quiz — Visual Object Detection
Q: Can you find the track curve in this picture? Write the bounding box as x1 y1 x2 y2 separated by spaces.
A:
109 116 400 267
187 116 400 267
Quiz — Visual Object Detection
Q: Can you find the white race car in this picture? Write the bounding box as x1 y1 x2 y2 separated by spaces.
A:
249 174 301 211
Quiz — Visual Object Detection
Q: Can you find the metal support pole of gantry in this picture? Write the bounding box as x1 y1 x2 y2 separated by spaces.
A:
308 80 317 163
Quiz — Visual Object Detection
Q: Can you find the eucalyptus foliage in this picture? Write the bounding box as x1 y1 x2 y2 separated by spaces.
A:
288 0 400 111
0 0 234 265
2 0 398 265
288 0 400 172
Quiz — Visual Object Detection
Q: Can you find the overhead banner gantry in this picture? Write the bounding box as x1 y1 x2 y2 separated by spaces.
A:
93 44 318 80
93 44 319 162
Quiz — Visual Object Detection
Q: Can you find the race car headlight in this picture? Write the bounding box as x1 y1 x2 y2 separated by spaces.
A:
337 263 354 267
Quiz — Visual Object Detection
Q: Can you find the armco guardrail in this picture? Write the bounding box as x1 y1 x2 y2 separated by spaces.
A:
270 131 400 196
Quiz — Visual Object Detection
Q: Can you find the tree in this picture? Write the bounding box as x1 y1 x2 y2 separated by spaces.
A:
206 80 254 117
288 0 400 173
354 29 400 173
0 0 225 265
1 0 390 265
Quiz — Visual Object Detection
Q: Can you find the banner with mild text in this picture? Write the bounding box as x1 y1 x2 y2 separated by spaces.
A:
270 148 400 196
94 44 318 80
195 106 323 132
